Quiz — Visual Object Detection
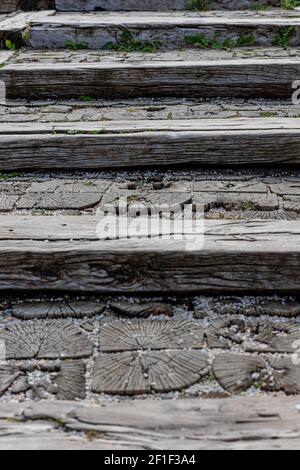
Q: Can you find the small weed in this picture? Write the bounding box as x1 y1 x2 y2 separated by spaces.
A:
64 40 89 50
0 172 21 179
188 0 207 11
260 111 277 117
85 430 104 441
79 95 92 102
103 31 157 53
65 129 106 135
206 371 216 382
4 39 16 51
185 32 255 50
236 33 255 47
239 201 256 211
31 209 52 215
253 380 266 390
273 26 295 49
250 2 270 10
281 0 300 9
22 30 31 42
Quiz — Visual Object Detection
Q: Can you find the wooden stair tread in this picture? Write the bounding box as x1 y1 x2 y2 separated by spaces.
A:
0 216 299 293
1 118 300 169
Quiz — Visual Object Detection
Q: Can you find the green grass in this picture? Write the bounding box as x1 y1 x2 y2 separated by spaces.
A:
4 39 16 51
239 201 256 211
185 32 255 50
260 111 278 117
250 2 271 10
0 172 21 180
272 26 295 49
236 34 255 48
64 40 89 50
188 0 207 10
78 95 93 102
280 0 300 9
103 31 157 53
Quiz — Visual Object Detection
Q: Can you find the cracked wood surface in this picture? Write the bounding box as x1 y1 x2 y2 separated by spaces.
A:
2 118 300 169
1 397 300 449
2 176 296 220
2 50 300 99
55 1 281 11
0 98 299 124
0 217 298 292
0 320 93 359
0 0 283 13
26 11 300 50
1 315 300 397
11 300 105 319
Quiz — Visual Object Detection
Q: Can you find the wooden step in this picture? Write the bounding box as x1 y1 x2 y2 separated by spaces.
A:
0 216 299 293
1 49 300 99
3 11 300 50
0 397 299 450
55 0 281 12
0 0 286 14
1 118 300 169
25 11 300 50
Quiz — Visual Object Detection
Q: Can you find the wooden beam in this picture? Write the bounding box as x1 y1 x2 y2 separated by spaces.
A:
1 57 299 99
0 216 299 293
1 396 300 449
1 118 300 169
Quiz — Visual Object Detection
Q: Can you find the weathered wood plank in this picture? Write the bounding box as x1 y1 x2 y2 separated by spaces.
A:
92 350 209 394
0 217 299 293
55 0 280 11
1 58 299 99
27 11 300 50
1 397 300 449
2 118 300 169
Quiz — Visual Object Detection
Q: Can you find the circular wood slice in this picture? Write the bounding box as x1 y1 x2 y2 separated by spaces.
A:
92 350 209 395
0 320 93 359
12 301 105 320
99 319 204 352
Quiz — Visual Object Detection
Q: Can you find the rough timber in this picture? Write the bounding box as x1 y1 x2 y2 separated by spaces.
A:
1 0 300 452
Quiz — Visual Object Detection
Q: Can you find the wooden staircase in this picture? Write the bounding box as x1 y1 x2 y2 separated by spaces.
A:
0 0 300 450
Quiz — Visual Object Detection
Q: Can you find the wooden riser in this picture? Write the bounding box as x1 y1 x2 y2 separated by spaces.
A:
3 11 300 50
0 1 53 13
0 217 299 293
1 119 300 169
55 1 281 12
1 56 299 100
0 0 283 13
27 12 300 50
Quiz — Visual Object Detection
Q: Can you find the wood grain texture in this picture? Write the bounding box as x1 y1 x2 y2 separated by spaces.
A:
27 12 300 49
1 59 299 100
55 0 280 11
1 397 300 449
92 350 209 394
1 119 300 169
0 217 299 293
12 300 105 319
0 320 93 359
99 320 204 351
